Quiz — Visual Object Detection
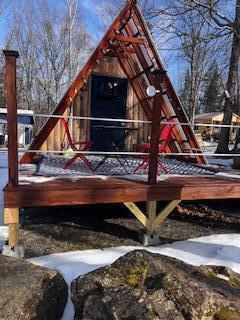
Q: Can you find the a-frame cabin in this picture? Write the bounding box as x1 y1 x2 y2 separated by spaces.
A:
20 0 206 165
2 0 240 253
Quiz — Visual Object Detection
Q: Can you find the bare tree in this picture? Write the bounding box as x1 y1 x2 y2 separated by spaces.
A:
0 0 15 107
5 0 92 132
173 11 214 122
175 0 240 153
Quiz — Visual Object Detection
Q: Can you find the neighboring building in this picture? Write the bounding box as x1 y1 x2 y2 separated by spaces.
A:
195 112 240 141
0 118 7 146
0 108 34 147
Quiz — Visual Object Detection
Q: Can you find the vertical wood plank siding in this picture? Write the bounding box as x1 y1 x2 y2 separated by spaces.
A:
41 56 151 152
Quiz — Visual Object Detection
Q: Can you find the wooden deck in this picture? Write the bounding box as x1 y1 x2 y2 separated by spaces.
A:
4 174 240 208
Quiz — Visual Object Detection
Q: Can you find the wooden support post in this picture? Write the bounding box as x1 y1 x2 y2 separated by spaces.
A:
123 202 149 228
148 79 162 184
149 200 181 233
3 50 19 187
4 208 19 247
124 200 180 246
8 224 19 248
146 201 157 225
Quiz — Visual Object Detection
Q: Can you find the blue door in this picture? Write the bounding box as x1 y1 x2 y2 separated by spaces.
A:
90 75 128 151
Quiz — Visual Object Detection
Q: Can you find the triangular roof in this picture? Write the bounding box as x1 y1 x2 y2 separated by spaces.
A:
21 0 206 165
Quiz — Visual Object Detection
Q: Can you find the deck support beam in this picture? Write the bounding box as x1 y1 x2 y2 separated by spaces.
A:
4 208 19 247
123 202 150 229
149 200 181 233
124 200 181 245
2 208 24 258
146 200 157 226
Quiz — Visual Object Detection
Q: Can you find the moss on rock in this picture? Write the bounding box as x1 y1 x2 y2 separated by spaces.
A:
213 307 240 320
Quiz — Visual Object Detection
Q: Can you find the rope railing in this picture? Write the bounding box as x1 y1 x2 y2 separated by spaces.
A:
33 113 240 129
34 113 151 124
20 149 240 157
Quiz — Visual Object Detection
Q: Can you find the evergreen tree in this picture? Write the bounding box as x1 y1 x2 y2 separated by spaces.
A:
201 65 222 113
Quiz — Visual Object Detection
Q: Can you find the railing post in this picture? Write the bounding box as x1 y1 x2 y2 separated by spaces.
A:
148 69 168 184
3 50 19 187
148 79 163 184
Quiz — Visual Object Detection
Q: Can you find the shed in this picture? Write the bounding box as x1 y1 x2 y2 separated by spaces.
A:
0 108 34 147
195 112 240 141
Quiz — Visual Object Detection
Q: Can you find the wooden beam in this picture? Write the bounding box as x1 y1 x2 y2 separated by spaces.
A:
9 224 19 248
109 44 137 54
4 207 19 248
123 202 149 228
149 200 181 232
4 208 19 224
132 65 154 80
148 85 162 184
125 200 179 234
122 49 150 98
146 201 157 224
114 34 145 44
3 50 19 187
118 47 137 54
3 176 240 208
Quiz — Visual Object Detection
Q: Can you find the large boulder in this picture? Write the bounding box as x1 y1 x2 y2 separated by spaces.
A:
71 250 240 320
0 255 67 320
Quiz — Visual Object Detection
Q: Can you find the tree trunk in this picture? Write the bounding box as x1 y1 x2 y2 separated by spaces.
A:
216 0 240 153
234 128 240 150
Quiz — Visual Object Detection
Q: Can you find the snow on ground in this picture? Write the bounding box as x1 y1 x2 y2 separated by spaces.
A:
201 140 218 153
0 226 8 249
29 233 240 320
208 157 233 167
201 141 235 167
0 152 8 225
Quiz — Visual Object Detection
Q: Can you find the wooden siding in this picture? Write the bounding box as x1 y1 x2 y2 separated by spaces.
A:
41 56 151 152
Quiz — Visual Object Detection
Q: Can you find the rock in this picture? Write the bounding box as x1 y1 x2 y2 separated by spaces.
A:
0 255 68 320
71 250 240 320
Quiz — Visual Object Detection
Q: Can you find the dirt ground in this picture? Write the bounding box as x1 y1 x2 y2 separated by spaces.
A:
2 152 238 258
20 200 240 258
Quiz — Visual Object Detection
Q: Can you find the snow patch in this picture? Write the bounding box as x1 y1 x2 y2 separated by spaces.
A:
0 226 8 249
216 274 229 281
208 157 233 167
0 153 8 225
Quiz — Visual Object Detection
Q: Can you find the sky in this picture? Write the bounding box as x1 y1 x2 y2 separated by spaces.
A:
79 0 107 41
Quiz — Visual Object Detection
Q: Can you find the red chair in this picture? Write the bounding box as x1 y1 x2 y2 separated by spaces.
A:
134 119 175 174
60 118 93 170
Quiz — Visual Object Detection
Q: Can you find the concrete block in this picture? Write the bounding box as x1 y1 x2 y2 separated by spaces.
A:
2 244 25 258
